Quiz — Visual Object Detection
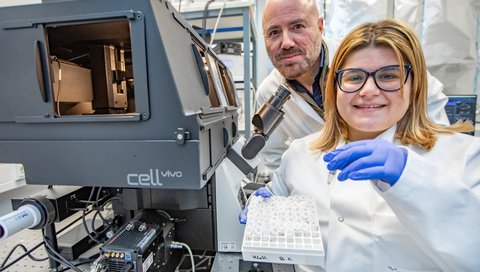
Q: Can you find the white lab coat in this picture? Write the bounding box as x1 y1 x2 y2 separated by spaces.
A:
256 37 450 176
268 125 480 272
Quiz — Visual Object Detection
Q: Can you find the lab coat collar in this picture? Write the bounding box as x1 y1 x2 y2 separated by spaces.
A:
337 125 398 147
375 125 397 142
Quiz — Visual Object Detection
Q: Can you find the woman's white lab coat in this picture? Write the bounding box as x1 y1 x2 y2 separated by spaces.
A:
256 37 450 176
268 126 480 272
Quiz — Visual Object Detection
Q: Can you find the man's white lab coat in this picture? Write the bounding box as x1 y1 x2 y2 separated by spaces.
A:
255 37 450 176
268 126 480 271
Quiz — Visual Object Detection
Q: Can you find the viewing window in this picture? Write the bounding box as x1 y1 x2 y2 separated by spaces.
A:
46 19 135 116
218 63 238 107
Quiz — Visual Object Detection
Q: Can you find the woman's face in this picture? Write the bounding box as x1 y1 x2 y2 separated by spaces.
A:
336 46 411 141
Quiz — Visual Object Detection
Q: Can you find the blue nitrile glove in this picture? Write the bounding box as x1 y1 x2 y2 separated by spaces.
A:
239 187 272 224
323 139 407 186
253 187 273 198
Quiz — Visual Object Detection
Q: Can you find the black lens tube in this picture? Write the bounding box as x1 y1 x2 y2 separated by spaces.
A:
242 85 291 159
251 85 291 135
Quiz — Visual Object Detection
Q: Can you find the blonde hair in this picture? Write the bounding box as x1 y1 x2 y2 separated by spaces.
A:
311 18 473 152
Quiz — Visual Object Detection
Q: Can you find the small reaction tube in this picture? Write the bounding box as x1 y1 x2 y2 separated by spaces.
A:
327 171 336 185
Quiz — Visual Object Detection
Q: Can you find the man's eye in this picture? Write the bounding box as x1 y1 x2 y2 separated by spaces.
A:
293 24 304 30
267 30 279 38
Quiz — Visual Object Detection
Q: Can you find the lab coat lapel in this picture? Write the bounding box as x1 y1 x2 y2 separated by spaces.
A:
289 89 324 123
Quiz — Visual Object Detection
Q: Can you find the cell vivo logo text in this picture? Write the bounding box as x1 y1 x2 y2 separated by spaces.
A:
127 169 182 186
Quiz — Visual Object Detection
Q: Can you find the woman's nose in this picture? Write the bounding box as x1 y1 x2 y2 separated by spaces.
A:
358 76 381 96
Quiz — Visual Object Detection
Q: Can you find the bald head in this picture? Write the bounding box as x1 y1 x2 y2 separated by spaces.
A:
262 0 319 31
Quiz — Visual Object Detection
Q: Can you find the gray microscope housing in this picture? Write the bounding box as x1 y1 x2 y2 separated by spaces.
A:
0 0 240 190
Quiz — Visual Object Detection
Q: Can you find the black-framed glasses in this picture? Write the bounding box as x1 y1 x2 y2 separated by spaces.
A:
335 64 413 93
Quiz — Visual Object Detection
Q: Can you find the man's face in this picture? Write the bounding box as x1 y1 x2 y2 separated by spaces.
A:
262 0 323 80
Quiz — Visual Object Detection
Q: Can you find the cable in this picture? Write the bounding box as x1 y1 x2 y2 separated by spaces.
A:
0 208 98 271
67 53 89 62
0 196 105 271
209 0 227 47
201 0 215 41
42 229 82 272
171 241 195 272
91 210 102 235
0 241 46 272
91 210 112 237
82 211 102 244
57 258 96 272
177 0 182 13
81 187 105 244
0 243 48 267
90 187 112 236
44 248 81 272
0 190 116 271
95 186 103 205
91 195 120 235
94 189 118 225
89 255 107 272
156 208 173 221
188 251 214 271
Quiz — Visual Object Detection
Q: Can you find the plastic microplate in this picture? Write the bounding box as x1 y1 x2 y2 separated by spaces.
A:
241 194 324 265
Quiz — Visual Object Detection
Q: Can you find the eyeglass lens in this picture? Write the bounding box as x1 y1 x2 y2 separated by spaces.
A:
338 65 408 93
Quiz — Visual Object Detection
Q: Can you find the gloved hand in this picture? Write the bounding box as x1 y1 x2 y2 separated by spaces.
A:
239 187 272 224
323 139 407 186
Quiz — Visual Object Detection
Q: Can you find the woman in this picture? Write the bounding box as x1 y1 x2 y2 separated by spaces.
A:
266 18 480 271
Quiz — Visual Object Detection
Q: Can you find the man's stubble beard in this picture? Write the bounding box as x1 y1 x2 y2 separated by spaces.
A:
271 35 323 80
277 60 310 79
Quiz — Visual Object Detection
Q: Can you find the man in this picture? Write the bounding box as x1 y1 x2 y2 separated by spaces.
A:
255 0 450 178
